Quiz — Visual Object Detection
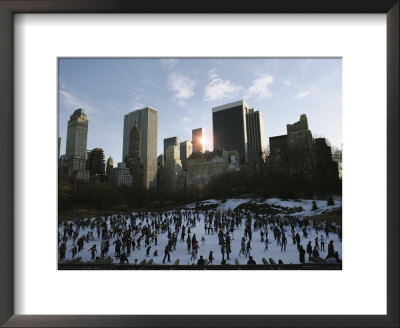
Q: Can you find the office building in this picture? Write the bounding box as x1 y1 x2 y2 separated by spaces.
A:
66 108 88 159
157 154 164 169
157 154 165 191
268 114 313 177
108 162 133 185
267 114 339 190
269 135 288 156
180 140 193 171
164 145 183 192
186 149 240 187
192 128 203 153
246 108 266 164
313 138 340 190
65 108 90 180
212 100 249 163
86 148 105 176
122 107 158 189
106 156 114 183
286 114 314 177
164 136 179 159
125 121 144 188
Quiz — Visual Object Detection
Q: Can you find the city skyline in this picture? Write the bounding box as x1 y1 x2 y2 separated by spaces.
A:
58 58 342 164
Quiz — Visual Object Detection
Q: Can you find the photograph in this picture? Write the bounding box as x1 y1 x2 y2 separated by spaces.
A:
1 0 397 325
58 58 342 270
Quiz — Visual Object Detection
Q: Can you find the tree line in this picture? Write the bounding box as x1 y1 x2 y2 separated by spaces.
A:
59 160 341 213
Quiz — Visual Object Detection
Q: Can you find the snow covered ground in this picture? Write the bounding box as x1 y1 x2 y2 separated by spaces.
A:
58 196 342 266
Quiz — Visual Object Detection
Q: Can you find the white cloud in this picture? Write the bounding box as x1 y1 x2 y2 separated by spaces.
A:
284 79 291 86
182 117 191 122
168 72 196 103
161 58 178 70
245 75 274 98
204 69 242 102
59 89 96 114
208 68 218 80
131 88 145 110
295 91 310 98
295 87 316 99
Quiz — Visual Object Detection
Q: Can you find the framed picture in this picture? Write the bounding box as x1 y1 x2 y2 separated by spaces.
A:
57 57 343 271
0 0 398 327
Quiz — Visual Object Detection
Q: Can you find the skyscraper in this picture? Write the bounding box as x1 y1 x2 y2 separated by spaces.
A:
122 107 158 189
164 145 183 192
157 154 164 169
180 140 193 171
164 137 179 158
86 148 105 176
106 155 114 183
212 100 249 163
246 108 266 164
125 121 144 188
286 114 314 178
186 149 240 187
65 108 89 180
108 162 133 185
267 114 339 191
66 108 88 159
192 128 203 153
268 114 314 179
129 121 142 159
157 154 165 191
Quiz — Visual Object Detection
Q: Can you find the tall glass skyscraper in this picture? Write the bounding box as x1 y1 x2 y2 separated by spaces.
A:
246 108 266 164
192 128 203 153
122 107 158 189
212 100 249 163
180 140 193 171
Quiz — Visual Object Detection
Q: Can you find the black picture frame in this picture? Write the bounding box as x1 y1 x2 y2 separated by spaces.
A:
0 0 398 327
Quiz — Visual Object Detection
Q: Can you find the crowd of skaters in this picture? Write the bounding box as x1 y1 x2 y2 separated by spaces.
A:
58 207 342 266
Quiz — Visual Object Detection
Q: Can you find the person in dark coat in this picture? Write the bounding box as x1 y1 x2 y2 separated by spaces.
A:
113 239 121 258
226 242 231 260
295 233 301 249
146 246 151 257
197 255 205 266
298 245 306 263
69 245 77 259
88 245 97 261
325 240 335 260
162 244 171 263
119 252 129 264
220 243 225 262
208 251 214 264
306 241 313 260
247 256 256 265
59 243 66 260
312 246 320 258
281 235 287 251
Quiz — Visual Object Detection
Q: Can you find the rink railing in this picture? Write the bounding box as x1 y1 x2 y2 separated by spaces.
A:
58 262 341 270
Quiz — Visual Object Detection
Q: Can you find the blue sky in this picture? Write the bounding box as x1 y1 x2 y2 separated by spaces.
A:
58 58 342 164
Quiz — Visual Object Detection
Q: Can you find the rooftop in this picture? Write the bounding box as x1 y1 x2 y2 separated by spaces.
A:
270 134 287 140
125 106 158 117
73 108 85 116
212 100 249 113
